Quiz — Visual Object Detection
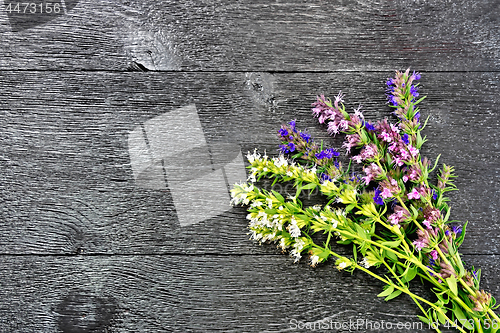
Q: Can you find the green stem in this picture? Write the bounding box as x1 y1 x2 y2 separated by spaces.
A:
487 309 500 323
353 262 467 333
382 261 431 327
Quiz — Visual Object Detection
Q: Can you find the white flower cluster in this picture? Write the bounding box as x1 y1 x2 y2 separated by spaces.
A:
245 195 307 263
318 207 346 230
247 210 285 234
360 257 371 268
245 150 320 185
229 182 254 206
290 238 305 263
287 217 301 238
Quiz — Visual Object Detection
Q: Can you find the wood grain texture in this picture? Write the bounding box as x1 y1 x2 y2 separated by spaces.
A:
1 254 499 333
0 0 498 71
0 71 498 255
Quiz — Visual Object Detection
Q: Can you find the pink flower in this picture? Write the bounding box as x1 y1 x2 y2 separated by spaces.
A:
352 155 363 164
402 175 409 182
408 188 421 200
430 250 438 260
380 131 392 142
388 214 400 226
408 145 419 157
327 122 339 135
409 168 420 181
393 157 404 167
339 119 349 131
413 240 426 251
390 124 400 133
422 220 432 229
381 188 393 199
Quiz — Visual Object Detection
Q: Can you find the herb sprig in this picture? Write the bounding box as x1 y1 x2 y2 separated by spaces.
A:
231 69 499 332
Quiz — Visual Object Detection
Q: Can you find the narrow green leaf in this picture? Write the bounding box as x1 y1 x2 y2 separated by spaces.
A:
355 224 368 240
353 244 357 262
381 240 401 248
413 95 427 106
410 205 419 220
271 190 284 203
377 285 394 298
444 207 451 222
446 276 458 296
455 221 467 247
301 182 317 190
345 204 355 212
417 316 431 325
436 310 447 325
385 289 403 301
404 266 418 283
452 305 468 323
429 154 441 173
385 250 398 262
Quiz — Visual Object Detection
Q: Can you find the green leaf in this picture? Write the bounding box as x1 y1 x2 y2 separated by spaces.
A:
355 224 368 240
353 244 358 262
345 204 355 212
420 114 431 130
301 182 317 190
410 205 419 220
403 266 418 283
436 310 447 325
385 250 398 262
381 240 401 248
452 305 473 330
446 276 458 296
377 285 394 298
271 190 284 203
413 95 427 106
455 221 467 247
417 316 431 325
385 289 403 301
429 154 441 173
444 207 451 222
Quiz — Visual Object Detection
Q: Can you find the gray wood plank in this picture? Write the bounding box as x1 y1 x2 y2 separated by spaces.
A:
0 0 498 71
1 254 498 332
0 71 498 255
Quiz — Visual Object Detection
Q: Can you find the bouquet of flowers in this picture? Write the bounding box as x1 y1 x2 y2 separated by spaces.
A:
230 69 499 332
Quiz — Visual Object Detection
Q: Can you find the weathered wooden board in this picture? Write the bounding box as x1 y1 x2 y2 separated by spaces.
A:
0 254 498 333
0 71 498 255
0 0 498 71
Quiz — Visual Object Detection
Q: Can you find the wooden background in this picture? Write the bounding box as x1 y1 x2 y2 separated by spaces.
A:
0 1 499 332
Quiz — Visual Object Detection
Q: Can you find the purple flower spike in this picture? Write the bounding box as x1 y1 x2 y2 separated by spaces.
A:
278 128 288 137
279 142 296 154
373 188 384 205
363 121 377 132
410 85 419 98
320 173 331 182
299 131 312 143
402 133 409 144
452 225 462 236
